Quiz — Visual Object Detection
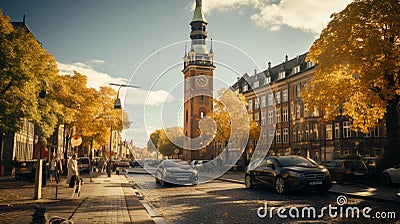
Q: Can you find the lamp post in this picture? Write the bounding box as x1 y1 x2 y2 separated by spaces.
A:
107 83 139 177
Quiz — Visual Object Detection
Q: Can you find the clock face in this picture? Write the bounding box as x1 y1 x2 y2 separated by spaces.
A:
196 75 208 87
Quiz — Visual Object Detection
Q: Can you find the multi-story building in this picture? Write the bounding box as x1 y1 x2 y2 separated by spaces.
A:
234 53 386 163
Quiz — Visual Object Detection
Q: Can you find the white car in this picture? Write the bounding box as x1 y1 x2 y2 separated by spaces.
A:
381 164 400 185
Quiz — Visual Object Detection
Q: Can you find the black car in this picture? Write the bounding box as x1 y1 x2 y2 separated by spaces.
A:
15 161 36 180
245 156 332 194
322 159 368 184
155 160 198 186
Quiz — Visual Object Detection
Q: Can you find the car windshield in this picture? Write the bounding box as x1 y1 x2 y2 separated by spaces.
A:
278 156 317 167
164 161 190 168
344 161 365 169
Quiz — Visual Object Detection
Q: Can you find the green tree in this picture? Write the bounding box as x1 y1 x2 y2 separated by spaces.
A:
303 0 400 167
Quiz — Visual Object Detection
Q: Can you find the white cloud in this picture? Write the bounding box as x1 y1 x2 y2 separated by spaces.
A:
89 59 106 64
57 62 126 90
124 89 176 106
199 0 352 34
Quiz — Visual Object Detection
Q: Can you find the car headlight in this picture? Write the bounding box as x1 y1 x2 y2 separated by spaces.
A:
321 168 330 175
288 171 302 178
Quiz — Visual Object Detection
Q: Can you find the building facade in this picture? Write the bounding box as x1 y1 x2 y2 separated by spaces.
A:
182 0 215 160
234 53 386 163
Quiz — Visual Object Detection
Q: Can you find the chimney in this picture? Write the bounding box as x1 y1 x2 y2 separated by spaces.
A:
268 61 271 69
285 55 288 62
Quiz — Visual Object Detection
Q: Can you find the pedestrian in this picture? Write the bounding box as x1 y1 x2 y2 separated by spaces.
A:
67 154 79 187
11 157 19 177
55 155 63 184
49 156 56 182
98 158 103 173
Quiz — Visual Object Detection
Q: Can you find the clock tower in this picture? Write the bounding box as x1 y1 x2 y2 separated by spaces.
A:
182 0 215 160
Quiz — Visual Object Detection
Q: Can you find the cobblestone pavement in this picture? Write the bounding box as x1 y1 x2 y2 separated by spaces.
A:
0 172 154 224
128 171 400 224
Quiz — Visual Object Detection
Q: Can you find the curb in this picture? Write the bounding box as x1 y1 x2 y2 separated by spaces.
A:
217 177 400 204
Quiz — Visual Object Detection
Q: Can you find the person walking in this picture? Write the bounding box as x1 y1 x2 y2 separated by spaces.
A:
67 155 79 187
11 157 19 177
55 155 63 184
49 156 56 182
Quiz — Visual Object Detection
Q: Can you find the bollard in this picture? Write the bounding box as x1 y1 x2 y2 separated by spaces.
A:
56 183 59 199
30 205 48 224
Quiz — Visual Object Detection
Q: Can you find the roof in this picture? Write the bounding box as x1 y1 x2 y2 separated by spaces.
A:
191 5 207 24
235 52 315 92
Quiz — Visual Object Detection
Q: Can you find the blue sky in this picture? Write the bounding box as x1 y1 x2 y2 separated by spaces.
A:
1 0 352 147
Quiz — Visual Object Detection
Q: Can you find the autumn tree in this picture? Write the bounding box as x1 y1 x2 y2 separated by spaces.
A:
303 0 400 167
0 10 60 137
203 88 260 152
147 127 184 158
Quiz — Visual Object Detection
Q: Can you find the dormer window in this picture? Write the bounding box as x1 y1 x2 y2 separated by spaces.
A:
307 61 314 68
242 84 248 92
265 77 271 84
293 65 300 74
253 81 259 88
278 71 286 79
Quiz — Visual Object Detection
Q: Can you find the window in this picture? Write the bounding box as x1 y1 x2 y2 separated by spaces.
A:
268 94 273 106
275 92 281 104
279 71 286 79
283 128 289 143
313 123 319 140
282 89 288 102
200 111 205 118
268 111 273 124
248 100 253 111
293 126 299 142
265 77 271 84
268 130 274 141
276 129 282 143
312 108 319 117
334 123 340 138
296 104 301 119
243 84 248 92
374 126 380 137
296 84 301 98
366 131 372 138
186 109 188 123
304 104 308 117
276 108 281 123
255 99 259 110
283 107 288 122
293 65 300 74
343 121 351 138
261 111 266 126
326 124 333 140
307 61 314 68
305 125 309 141
261 96 266 108
261 131 266 140
254 113 259 122
253 81 259 88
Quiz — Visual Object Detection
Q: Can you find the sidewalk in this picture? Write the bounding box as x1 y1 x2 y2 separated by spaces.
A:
219 171 400 203
0 173 154 223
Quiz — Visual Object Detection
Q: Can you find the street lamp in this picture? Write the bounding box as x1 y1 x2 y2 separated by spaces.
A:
106 83 139 177
109 83 139 109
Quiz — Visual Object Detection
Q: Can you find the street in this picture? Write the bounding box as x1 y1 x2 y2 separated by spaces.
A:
128 170 399 224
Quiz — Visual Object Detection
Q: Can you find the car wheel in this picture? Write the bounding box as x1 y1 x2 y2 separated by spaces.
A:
381 173 392 186
275 177 286 194
245 175 254 189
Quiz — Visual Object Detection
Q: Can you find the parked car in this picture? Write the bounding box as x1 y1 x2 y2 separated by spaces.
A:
381 164 400 185
322 159 368 184
15 160 36 180
78 157 91 173
245 155 332 194
155 160 198 186
115 161 131 175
